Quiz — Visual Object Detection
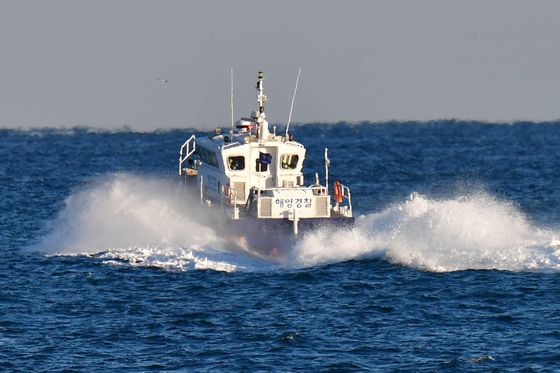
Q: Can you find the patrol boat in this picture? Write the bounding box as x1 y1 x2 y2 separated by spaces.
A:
178 71 353 256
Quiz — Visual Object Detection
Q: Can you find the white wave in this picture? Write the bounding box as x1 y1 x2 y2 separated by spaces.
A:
34 173 560 272
98 246 238 272
294 192 560 272
34 173 269 272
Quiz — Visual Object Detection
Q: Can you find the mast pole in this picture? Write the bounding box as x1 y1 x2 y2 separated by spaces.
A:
325 147 330 191
256 71 269 141
230 66 234 129
257 71 266 114
286 68 301 137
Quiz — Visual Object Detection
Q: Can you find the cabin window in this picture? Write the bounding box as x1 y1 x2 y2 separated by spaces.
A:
281 154 299 169
227 156 245 171
208 152 218 168
194 148 204 162
195 147 220 168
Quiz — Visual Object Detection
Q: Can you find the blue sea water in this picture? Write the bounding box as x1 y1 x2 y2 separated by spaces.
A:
2 121 560 371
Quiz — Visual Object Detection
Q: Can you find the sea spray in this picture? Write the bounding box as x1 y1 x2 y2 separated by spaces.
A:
294 193 560 272
32 173 272 271
35 173 221 254
33 173 560 272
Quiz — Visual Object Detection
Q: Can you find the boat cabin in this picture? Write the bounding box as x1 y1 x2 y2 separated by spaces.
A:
178 71 352 234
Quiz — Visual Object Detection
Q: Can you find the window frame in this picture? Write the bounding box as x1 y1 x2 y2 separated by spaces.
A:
280 154 299 169
227 155 245 171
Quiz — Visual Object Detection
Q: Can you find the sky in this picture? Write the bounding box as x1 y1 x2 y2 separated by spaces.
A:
1 0 559 130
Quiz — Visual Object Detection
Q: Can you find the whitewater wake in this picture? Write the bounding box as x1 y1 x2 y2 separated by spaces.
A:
297 192 560 272
34 173 267 272
34 173 560 272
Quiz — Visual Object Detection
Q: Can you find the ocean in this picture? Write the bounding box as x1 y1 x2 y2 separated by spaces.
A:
1 121 560 371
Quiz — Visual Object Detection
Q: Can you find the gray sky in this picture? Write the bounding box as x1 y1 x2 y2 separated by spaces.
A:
1 0 559 130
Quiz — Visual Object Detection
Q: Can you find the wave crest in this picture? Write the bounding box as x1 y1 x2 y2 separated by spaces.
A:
294 193 560 272
34 173 560 272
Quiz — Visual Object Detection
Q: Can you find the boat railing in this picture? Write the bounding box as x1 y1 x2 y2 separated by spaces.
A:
333 183 352 217
179 135 196 175
222 183 352 218
222 141 244 150
254 189 331 219
253 185 328 196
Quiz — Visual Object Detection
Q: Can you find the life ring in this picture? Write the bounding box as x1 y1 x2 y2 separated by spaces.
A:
334 180 343 204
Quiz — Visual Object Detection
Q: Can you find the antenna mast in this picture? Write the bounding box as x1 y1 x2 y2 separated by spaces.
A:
230 66 234 129
286 68 301 137
255 71 271 141
256 71 266 113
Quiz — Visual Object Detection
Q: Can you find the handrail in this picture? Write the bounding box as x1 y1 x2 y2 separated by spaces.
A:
179 135 196 175
253 185 328 194
239 184 346 201
341 184 352 215
222 141 243 150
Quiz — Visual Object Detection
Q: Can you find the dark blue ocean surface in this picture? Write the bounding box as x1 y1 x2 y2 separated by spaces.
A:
2 121 560 371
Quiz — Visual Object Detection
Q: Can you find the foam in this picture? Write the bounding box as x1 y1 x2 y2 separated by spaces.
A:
33 173 267 272
293 192 560 272
34 173 560 272
99 246 238 272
